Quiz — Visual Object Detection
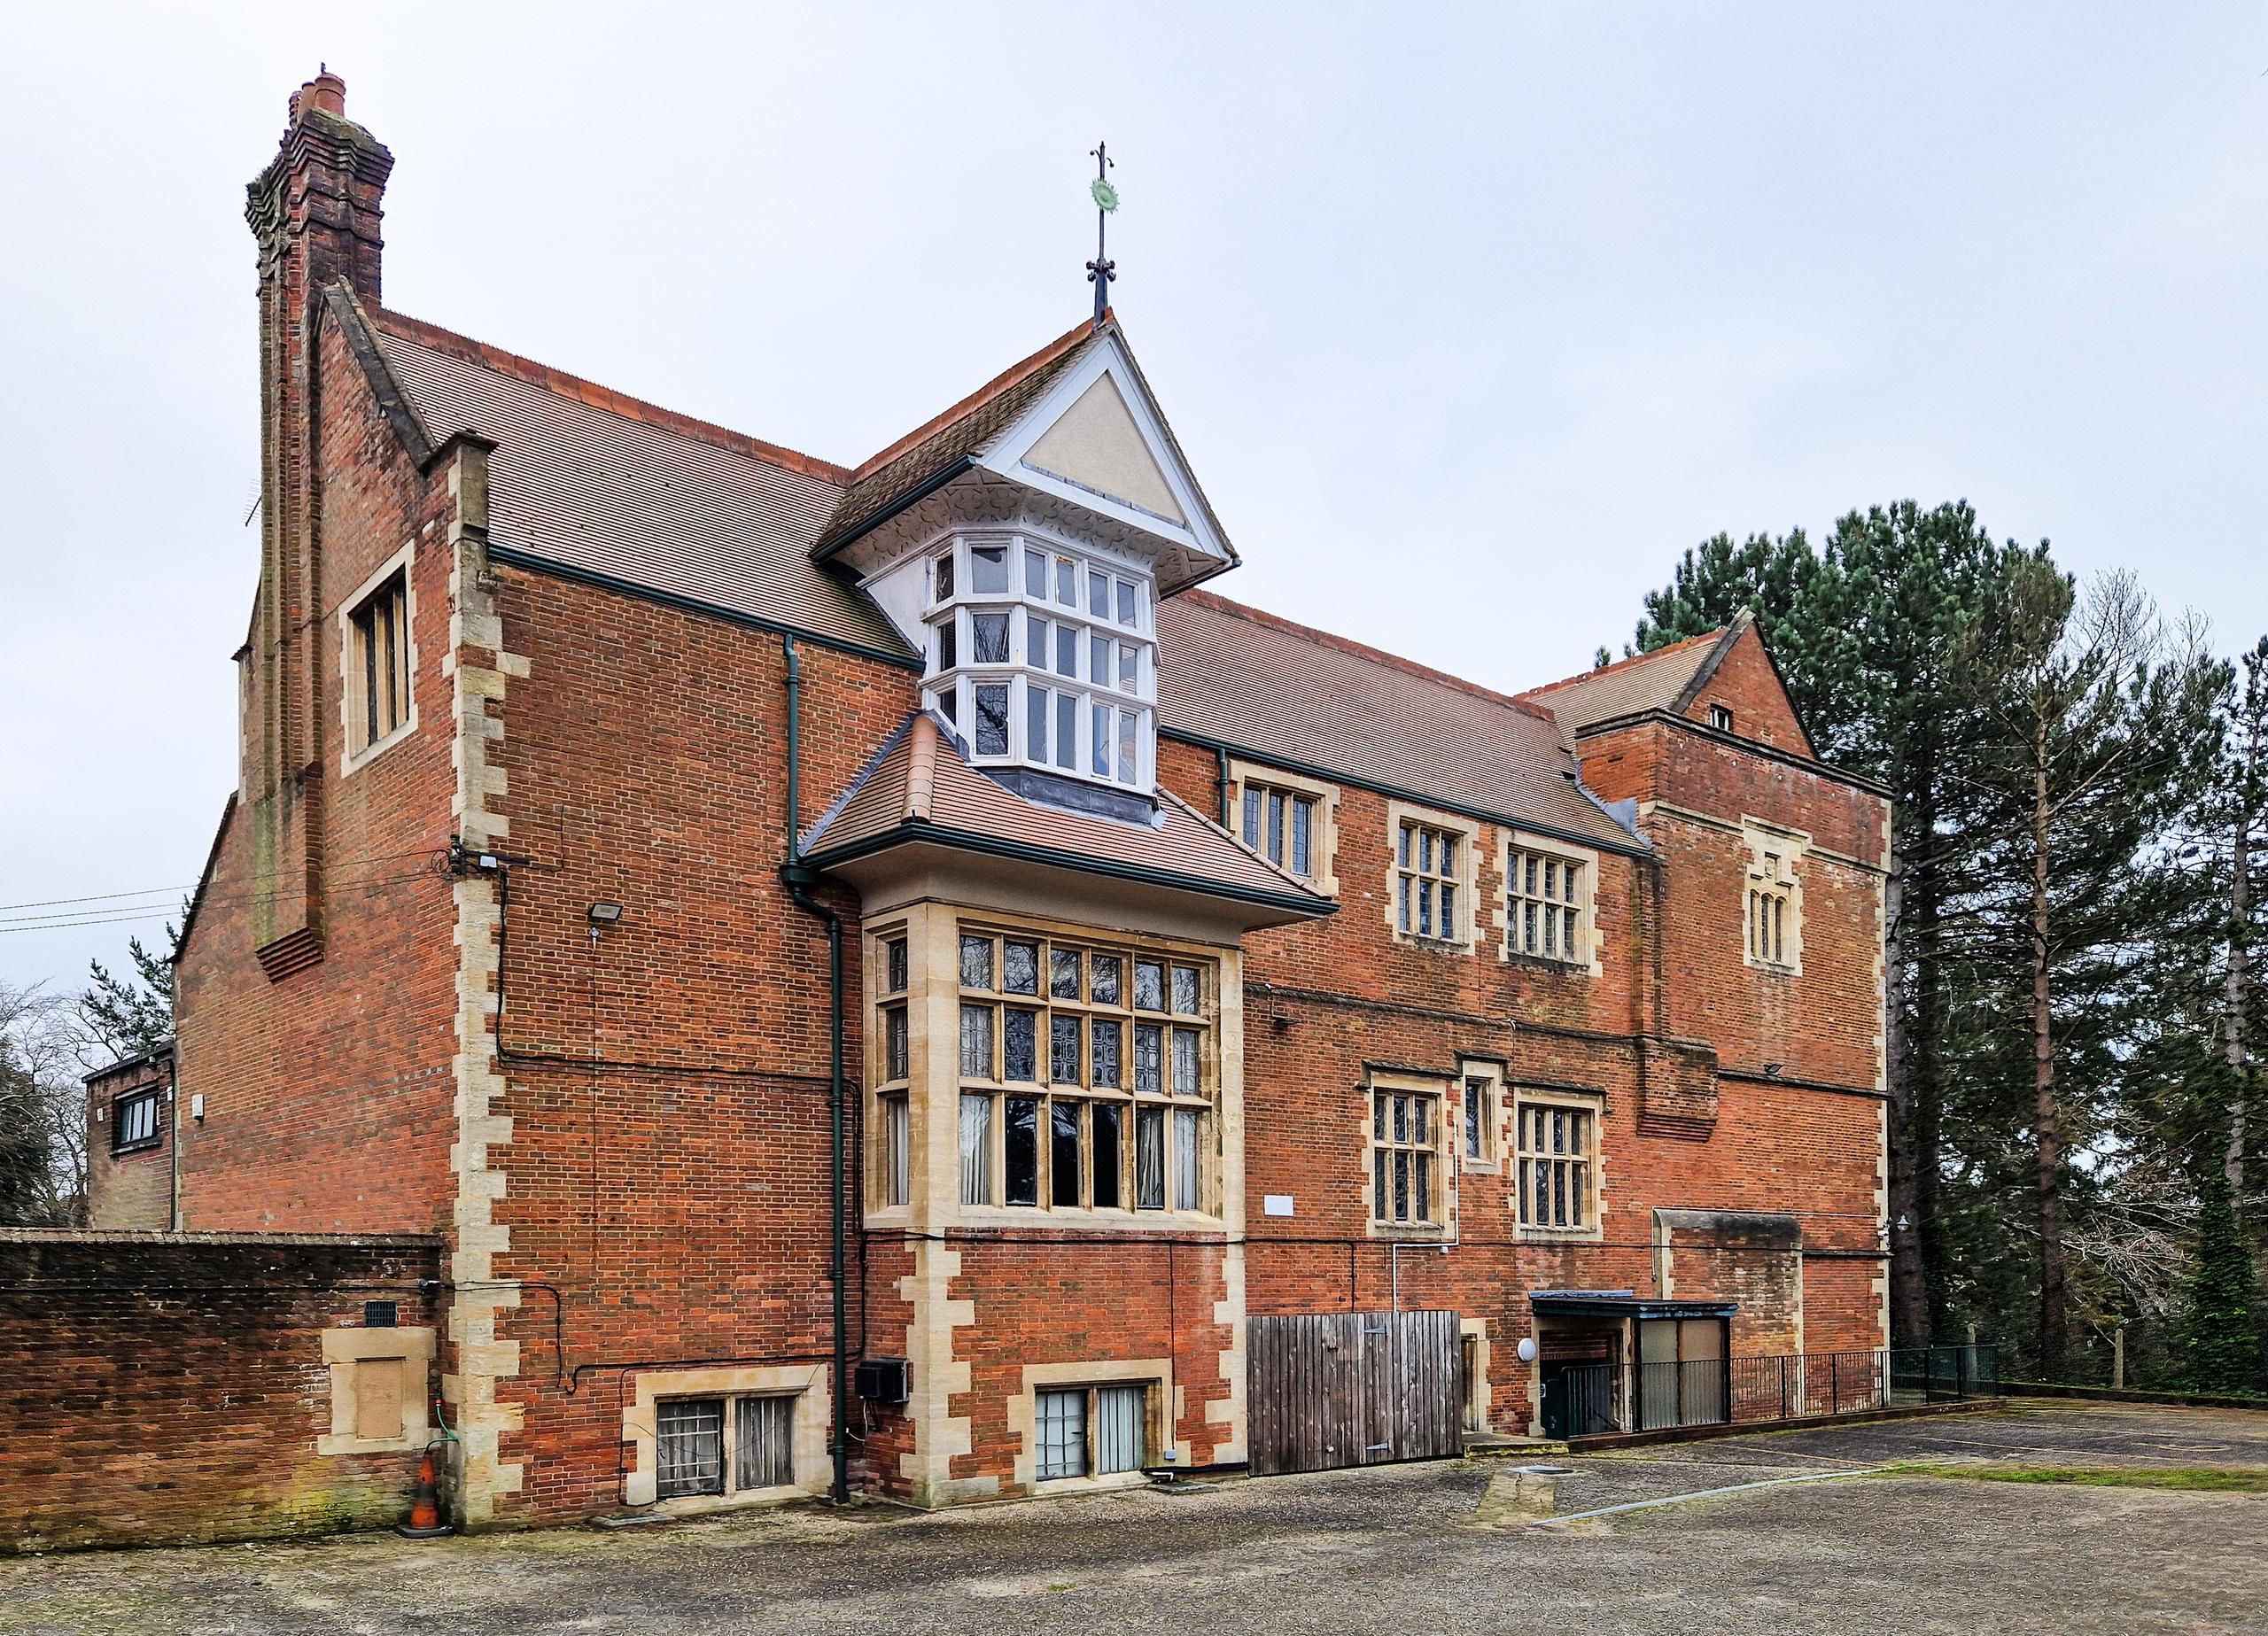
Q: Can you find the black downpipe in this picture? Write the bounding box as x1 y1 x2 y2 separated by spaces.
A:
1215 745 1232 827
780 635 851 1506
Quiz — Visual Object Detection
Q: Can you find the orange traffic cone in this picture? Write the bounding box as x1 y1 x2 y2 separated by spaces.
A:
394 1446 453 1539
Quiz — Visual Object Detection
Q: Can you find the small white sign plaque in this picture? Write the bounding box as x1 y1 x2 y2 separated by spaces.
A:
1262 1194 1294 1217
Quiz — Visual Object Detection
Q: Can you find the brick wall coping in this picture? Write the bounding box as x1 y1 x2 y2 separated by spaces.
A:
0 1229 443 1248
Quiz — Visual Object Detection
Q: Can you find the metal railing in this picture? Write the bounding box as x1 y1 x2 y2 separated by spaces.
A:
1556 1345 2000 1438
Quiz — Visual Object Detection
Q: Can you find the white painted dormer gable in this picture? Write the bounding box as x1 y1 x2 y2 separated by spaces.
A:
972 330 1234 594
826 321 1234 804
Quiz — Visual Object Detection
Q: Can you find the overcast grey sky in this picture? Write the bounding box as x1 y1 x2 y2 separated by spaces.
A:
3 2 2264 993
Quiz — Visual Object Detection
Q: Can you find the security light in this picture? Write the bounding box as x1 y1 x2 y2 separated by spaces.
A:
586 902 624 926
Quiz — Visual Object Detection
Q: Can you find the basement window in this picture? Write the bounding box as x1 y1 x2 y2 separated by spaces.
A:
1035 1382 1150 1480
655 1394 797 1499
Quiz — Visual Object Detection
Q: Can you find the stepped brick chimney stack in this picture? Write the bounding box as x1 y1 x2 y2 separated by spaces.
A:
237 72 395 974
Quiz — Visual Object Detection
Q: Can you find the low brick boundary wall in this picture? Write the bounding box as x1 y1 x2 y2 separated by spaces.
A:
0 1230 443 1553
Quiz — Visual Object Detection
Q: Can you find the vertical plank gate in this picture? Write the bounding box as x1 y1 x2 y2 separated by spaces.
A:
1247 1310 1463 1476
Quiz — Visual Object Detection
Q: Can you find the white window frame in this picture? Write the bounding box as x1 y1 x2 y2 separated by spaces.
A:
1498 834 1597 972
918 528 1156 793
1512 1089 1604 1241
1227 759 1340 895
1385 802 1480 950
337 544 418 773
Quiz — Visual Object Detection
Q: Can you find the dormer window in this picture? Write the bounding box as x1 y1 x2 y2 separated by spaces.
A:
922 534 1154 791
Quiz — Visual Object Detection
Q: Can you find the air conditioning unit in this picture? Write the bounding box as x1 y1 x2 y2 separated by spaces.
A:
854 1357 911 1404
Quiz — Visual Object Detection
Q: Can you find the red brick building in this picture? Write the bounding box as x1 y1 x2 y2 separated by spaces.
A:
170 74 1890 1526
82 1048 175 1230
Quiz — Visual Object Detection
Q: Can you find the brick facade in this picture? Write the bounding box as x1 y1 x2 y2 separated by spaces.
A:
136 73 1892 1539
0 1232 441 1552
82 1051 174 1231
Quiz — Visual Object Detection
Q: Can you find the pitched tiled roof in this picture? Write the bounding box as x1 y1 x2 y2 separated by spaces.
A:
818 318 1102 551
802 713 1332 915
1518 619 1744 737
1154 593 1643 854
366 307 916 660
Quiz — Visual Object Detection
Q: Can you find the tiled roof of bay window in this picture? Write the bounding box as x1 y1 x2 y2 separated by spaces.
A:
801 713 1332 917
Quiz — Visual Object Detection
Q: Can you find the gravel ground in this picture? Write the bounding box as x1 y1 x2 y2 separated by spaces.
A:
4 1402 2264 1635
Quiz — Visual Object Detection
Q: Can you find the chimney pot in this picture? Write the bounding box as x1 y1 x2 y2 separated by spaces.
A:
291 68 346 122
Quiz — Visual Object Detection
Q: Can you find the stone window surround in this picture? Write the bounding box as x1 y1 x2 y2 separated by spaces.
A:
620 1362 832 1511
1008 1355 1176 1493
1495 830 1603 976
1456 1057 1505 1174
336 540 420 776
1360 1066 1455 1241
1225 758 1341 896
318 1324 435 1456
1741 818 1808 976
1511 1087 1608 1244
1383 800 1481 950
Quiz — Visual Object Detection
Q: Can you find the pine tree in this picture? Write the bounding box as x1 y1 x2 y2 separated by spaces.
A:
1953 566 2226 1375
2183 1134 2263 1393
1635 501 2033 1344
76 906 183 1064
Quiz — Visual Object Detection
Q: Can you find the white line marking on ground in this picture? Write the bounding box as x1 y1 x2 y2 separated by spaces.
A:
1533 1466 1887 1527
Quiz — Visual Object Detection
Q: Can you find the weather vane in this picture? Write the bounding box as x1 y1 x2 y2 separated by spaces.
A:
1086 142 1118 326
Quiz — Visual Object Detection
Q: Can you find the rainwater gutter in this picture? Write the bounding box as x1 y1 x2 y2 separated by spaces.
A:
780 634 851 1506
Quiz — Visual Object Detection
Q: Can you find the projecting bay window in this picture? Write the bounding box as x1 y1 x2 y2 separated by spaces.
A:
873 934 913 1210
1515 1096 1599 1236
920 535 1154 790
954 927 1212 1217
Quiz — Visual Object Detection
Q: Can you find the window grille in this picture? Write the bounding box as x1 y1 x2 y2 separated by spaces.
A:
1036 1383 1149 1480
656 1398 726 1498
1036 1387 1087 1480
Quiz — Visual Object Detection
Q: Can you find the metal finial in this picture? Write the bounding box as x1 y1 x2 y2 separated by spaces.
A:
1085 142 1118 326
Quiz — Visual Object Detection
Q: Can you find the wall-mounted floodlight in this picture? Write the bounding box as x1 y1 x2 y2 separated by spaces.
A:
586 903 624 939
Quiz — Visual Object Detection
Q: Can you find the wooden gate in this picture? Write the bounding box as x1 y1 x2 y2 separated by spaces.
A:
1246 1309 1463 1476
